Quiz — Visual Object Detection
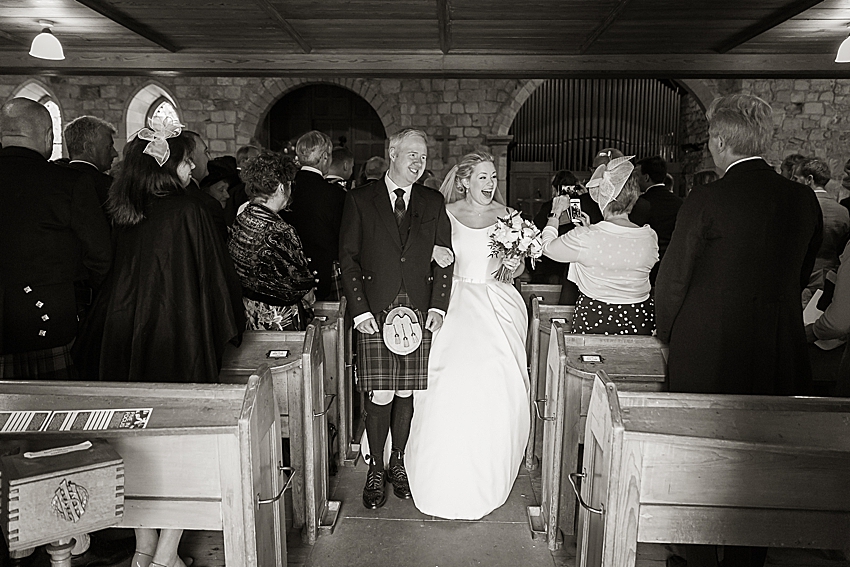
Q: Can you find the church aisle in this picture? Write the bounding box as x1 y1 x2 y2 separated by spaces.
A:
286 461 555 567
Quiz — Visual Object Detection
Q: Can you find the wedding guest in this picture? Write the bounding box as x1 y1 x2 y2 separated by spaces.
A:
184 131 228 242
73 120 243 567
780 153 807 179
806 238 850 396
692 169 719 189
229 150 316 331
593 147 650 226
636 156 682 285
656 93 821 567
281 130 346 300
531 170 602 303
794 157 850 306
543 156 658 335
64 115 118 208
0 98 112 380
327 146 354 191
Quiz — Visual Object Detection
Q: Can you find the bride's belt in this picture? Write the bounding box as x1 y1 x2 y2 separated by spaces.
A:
453 275 491 284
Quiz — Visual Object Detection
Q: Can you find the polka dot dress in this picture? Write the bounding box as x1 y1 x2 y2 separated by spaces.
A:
571 292 655 336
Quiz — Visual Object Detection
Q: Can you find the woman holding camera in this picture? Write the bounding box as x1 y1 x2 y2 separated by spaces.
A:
541 155 658 335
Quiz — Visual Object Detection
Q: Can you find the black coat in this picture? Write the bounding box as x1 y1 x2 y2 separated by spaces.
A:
65 160 113 210
655 158 823 395
281 169 347 300
0 147 112 354
339 179 453 317
641 184 683 285
74 194 244 382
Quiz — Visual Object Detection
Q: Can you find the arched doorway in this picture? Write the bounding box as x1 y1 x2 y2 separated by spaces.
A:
261 84 386 174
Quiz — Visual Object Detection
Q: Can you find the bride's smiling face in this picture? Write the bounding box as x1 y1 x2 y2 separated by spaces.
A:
463 161 498 206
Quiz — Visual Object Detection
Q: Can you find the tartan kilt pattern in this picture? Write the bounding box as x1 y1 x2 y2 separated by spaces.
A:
0 342 77 381
356 292 431 392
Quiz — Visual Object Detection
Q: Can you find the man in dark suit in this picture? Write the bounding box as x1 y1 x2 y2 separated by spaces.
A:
636 155 683 285
63 115 118 210
339 128 453 509
184 131 228 243
282 131 347 300
326 146 354 191
656 94 822 567
0 98 112 380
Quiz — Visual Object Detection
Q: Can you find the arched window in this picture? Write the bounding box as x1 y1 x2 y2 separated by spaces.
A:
125 83 181 141
12 81 64 160
145 96 179 125
40 97 64 161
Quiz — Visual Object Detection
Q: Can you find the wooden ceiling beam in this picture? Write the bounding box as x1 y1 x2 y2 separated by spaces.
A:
252 0 312 54
579 0 636 54
713 0 827 53
0 51 846 77
437 0 452 54
74 0 180 52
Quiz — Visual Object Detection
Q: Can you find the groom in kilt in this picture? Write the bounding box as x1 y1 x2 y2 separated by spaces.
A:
339 128 453 509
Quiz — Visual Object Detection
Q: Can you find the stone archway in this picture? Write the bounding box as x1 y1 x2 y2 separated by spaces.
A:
236 78 397 148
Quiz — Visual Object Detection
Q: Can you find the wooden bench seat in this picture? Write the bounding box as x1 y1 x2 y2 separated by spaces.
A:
0 371 286 567
577 373 850 567
537 327 666 549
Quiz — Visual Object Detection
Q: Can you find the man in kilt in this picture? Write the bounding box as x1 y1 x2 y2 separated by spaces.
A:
339 128 453 509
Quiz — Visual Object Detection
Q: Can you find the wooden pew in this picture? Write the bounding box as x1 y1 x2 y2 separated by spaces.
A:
519 283 562 309
577 372 850 567
313 298 357 467
0 370 286 567
525 296 575 470
219 323 339 545
534 327 666 549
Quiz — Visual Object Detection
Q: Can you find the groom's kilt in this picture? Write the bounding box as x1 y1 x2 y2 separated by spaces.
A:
356 292 432 392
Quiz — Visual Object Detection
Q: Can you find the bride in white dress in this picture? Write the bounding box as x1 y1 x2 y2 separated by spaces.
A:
406 151 531 520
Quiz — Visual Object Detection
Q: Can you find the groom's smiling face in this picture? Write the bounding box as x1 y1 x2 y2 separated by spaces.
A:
389 135 427 187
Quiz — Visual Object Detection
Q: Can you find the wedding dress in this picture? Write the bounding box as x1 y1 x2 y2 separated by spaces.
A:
406 210 530 520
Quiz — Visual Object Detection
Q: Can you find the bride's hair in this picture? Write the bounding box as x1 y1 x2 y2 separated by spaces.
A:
438 151 503 205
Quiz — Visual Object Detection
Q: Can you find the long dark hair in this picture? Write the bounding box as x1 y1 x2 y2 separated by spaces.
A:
107 132 195 226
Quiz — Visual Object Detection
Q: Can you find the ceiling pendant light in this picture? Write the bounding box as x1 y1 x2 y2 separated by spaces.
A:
29 20 64 61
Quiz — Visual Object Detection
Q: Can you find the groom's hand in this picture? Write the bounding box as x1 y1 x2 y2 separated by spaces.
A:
355 316 380 335
425 311 444 333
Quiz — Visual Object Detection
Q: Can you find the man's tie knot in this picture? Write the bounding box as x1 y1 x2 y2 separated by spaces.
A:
394 188 406 225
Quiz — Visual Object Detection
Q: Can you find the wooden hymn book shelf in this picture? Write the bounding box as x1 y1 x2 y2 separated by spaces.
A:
577 373 850 567
0 371 287 567
220 321 341 545
534 327 666 550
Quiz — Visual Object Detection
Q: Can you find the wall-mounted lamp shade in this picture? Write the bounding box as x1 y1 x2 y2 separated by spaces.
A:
837 35 850 63
29 27 64 61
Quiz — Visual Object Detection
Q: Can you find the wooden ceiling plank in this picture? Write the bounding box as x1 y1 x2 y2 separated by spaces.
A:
0 28 28 47
74 0 179 52
713 0 827 53
437 0 452 54
251 0 312 54
579 0 637 54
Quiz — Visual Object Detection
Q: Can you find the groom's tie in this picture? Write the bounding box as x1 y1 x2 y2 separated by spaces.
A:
393 188 406 225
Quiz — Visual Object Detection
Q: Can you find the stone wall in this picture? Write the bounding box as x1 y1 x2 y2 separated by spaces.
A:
3 74 850 193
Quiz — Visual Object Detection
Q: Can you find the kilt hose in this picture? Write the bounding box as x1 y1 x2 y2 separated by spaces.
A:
356 291 432 392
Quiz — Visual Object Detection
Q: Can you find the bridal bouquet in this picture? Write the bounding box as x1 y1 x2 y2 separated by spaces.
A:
488 210 544 283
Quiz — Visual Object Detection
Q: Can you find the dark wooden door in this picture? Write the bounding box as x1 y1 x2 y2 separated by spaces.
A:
264 84 386 170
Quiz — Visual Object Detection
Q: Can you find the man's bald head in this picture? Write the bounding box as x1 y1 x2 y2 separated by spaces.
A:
0 98 53 157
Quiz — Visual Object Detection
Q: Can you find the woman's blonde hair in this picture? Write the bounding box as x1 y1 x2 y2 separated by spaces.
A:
606 171 641 215
439 151 502 204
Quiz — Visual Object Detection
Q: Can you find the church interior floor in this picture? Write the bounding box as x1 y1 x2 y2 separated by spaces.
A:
15 462 850 567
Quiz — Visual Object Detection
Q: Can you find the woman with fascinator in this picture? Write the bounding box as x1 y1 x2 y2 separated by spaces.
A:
405 151 531 520
74 119 244 567
542 155 658 335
